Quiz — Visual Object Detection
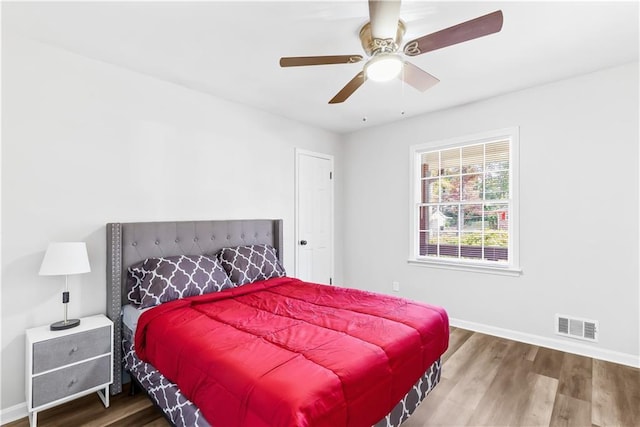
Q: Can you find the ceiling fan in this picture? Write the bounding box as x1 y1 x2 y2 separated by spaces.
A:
279 0 503 104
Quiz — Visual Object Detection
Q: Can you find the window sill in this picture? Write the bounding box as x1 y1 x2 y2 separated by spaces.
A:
407 258 522 276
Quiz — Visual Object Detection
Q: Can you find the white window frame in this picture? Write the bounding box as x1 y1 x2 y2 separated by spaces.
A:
408 127 521 276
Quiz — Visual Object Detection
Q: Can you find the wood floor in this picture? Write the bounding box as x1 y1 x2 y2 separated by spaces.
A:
405 328 639 427
5 327 639 426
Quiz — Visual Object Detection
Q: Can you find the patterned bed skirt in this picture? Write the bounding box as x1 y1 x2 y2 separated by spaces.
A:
123 333 441 427
373 358 441 427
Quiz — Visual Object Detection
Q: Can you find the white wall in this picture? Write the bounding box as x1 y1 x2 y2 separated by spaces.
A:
0 35 344 411
2 27 638 422
342 62 639 364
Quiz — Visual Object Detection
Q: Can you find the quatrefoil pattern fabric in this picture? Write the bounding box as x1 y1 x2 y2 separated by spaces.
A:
122 332 210 427
126 267 144 305
134 255 234 308
373 358 441 427
218 244 286 286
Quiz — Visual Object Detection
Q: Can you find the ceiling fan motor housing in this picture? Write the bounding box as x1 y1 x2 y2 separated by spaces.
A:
359 21 406 56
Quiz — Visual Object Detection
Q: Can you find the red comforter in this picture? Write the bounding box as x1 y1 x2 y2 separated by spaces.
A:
135 277 448 427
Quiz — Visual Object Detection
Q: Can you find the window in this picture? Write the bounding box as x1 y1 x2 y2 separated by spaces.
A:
410 128 520 274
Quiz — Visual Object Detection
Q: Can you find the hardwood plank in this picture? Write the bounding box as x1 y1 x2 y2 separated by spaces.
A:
3 393 104 427
2 385 159 427
104 406 166 427
404 377 475 426
466 341 537 426
592 359 619 427
550 393 591 427
441 327 473 363
592 359 640 427
440 332 507 382
557 353 592 401
517 373 558 427
525 345 539 362
533 346 565 379
411 376 455 413
443 333 511 411
81 395 156 427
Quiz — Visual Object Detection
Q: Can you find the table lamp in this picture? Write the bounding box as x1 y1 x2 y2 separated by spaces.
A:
39 242 91 330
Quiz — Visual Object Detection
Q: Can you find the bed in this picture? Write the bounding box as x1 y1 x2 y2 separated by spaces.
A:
106 219 448 427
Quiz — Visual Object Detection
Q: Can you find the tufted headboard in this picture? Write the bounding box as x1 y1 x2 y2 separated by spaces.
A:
106 219 283 395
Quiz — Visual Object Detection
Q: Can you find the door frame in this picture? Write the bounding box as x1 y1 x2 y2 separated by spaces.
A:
294 148 335 283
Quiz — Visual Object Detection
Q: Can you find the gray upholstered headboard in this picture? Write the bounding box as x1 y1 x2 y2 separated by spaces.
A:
106 219 283 395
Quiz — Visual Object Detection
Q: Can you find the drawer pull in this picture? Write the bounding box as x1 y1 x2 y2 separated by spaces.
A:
68 379 77 388
69 346 78 355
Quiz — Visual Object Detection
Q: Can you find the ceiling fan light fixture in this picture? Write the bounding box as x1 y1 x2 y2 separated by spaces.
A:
365 54 402 82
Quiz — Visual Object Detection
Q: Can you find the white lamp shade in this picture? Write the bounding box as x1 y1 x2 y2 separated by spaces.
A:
39 242 91 276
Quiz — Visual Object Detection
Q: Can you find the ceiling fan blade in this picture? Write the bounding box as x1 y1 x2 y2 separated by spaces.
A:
399 61 440 92
280 55 363 67
368 0 402 40
403 10 503 56
329 72 366 104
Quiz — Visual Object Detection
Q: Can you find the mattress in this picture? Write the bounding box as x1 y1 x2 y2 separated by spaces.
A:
134 276 449 427
122 304 150 334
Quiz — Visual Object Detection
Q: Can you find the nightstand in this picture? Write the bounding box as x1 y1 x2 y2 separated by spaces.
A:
25 314 113 427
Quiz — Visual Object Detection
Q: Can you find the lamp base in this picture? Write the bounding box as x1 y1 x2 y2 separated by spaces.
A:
50 318 80 331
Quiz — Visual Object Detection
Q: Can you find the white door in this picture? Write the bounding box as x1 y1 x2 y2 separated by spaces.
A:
295 150 333 284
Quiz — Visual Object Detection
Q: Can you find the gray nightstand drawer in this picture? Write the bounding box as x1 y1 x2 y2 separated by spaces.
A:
32 355 110 408
32 326 110 374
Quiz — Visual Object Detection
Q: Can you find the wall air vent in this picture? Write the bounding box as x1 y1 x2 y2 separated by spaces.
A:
555 314 598 342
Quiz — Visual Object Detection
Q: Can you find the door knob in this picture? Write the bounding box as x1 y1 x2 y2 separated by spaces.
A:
300 240 308 246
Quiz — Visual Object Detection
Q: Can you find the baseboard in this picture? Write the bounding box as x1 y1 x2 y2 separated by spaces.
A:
0 402 27 425
449 317 640 368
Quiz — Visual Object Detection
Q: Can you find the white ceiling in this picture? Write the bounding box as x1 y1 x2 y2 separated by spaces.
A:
3 1 639 134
